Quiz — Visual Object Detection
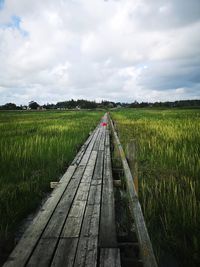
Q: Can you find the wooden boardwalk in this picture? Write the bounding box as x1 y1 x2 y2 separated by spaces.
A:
4 113 121 267
4 113 157 267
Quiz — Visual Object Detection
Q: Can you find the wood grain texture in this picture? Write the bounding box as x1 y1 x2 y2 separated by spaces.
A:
99 130 117 248
73 236 98 267
100 248 121 267
51 238 78 267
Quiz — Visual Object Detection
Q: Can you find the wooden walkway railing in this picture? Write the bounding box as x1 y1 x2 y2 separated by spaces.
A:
3 113 157 267
109 114 158 267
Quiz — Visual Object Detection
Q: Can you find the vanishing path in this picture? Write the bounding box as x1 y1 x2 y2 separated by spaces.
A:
4 113 157 267
4 113 120 267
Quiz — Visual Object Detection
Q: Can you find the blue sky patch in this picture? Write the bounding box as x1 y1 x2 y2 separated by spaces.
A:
11 15 21 29
0 0 5 10
5 15 21 29
0 15 28 36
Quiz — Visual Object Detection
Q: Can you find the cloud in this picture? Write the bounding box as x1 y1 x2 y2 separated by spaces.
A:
0 0 200 105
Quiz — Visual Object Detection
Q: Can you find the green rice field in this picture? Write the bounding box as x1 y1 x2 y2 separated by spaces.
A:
111 108 200 267
0 110 103 242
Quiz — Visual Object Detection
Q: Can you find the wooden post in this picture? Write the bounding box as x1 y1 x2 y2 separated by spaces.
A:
126 139 138 195
50 182 59 189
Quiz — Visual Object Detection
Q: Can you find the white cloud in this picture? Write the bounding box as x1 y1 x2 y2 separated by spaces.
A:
0 0 200 105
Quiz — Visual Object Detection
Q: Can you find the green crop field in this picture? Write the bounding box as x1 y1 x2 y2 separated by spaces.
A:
0 110 103 244
111 108 200 267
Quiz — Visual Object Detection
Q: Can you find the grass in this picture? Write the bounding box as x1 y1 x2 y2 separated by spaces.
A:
111 108 200 267
0 110 103 241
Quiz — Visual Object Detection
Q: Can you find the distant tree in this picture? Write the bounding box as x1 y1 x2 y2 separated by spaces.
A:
56 99 98 109
43 103 56 109
29 101 40 109
2 103 17 110
130 100 139 108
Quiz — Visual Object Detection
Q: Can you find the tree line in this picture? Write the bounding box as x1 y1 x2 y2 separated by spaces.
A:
0 99 200 110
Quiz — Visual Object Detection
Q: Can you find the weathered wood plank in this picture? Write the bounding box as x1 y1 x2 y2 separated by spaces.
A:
91 179 102 186
99 130 117 248
81 152 97 183
105 129 110 147
92 151 104 180
73 236 98 267
61 150 99 239
99 127 106 151
72 125 107 266
80 204 100 237
86 151 98 167
72 196 102 261
26 126 101 266
26 175 84 266
100 248 121 267
79 128 100 166
51 238 78 267
61 200 86 238
93 127 103 151
3 165 76 267
42 166 85 239
71 126 97 166
50 126 103 266
87 184 101 205
74 182 90 201
26 238 57 267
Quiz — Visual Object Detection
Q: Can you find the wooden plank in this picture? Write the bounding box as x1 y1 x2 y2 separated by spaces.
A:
91 179 102 186
109 115 158 267
61 201 87 238
73 128 106 266
87 150 98 166
79 128 100 166
26 127 101 266
105 129 110 147
72 201 101 263
73 236 98 267
64 152 98 245
92 151 104 180
51 145 102 266
93 127 103 151
25 126 100 266
81 151 97 183
74 182 90 201
51 238 78 267
3 165 76 267
99 127 106 151
71 127 97 166
100 248 121 267
80 204 100 237
61 150 98 238
51 128 102 265
87 184 101 205
26 179 83 266
42 166 85 239
25 238 57 267
99 131 117 248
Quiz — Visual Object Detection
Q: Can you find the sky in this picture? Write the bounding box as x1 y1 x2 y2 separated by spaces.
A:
0 0 200 105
